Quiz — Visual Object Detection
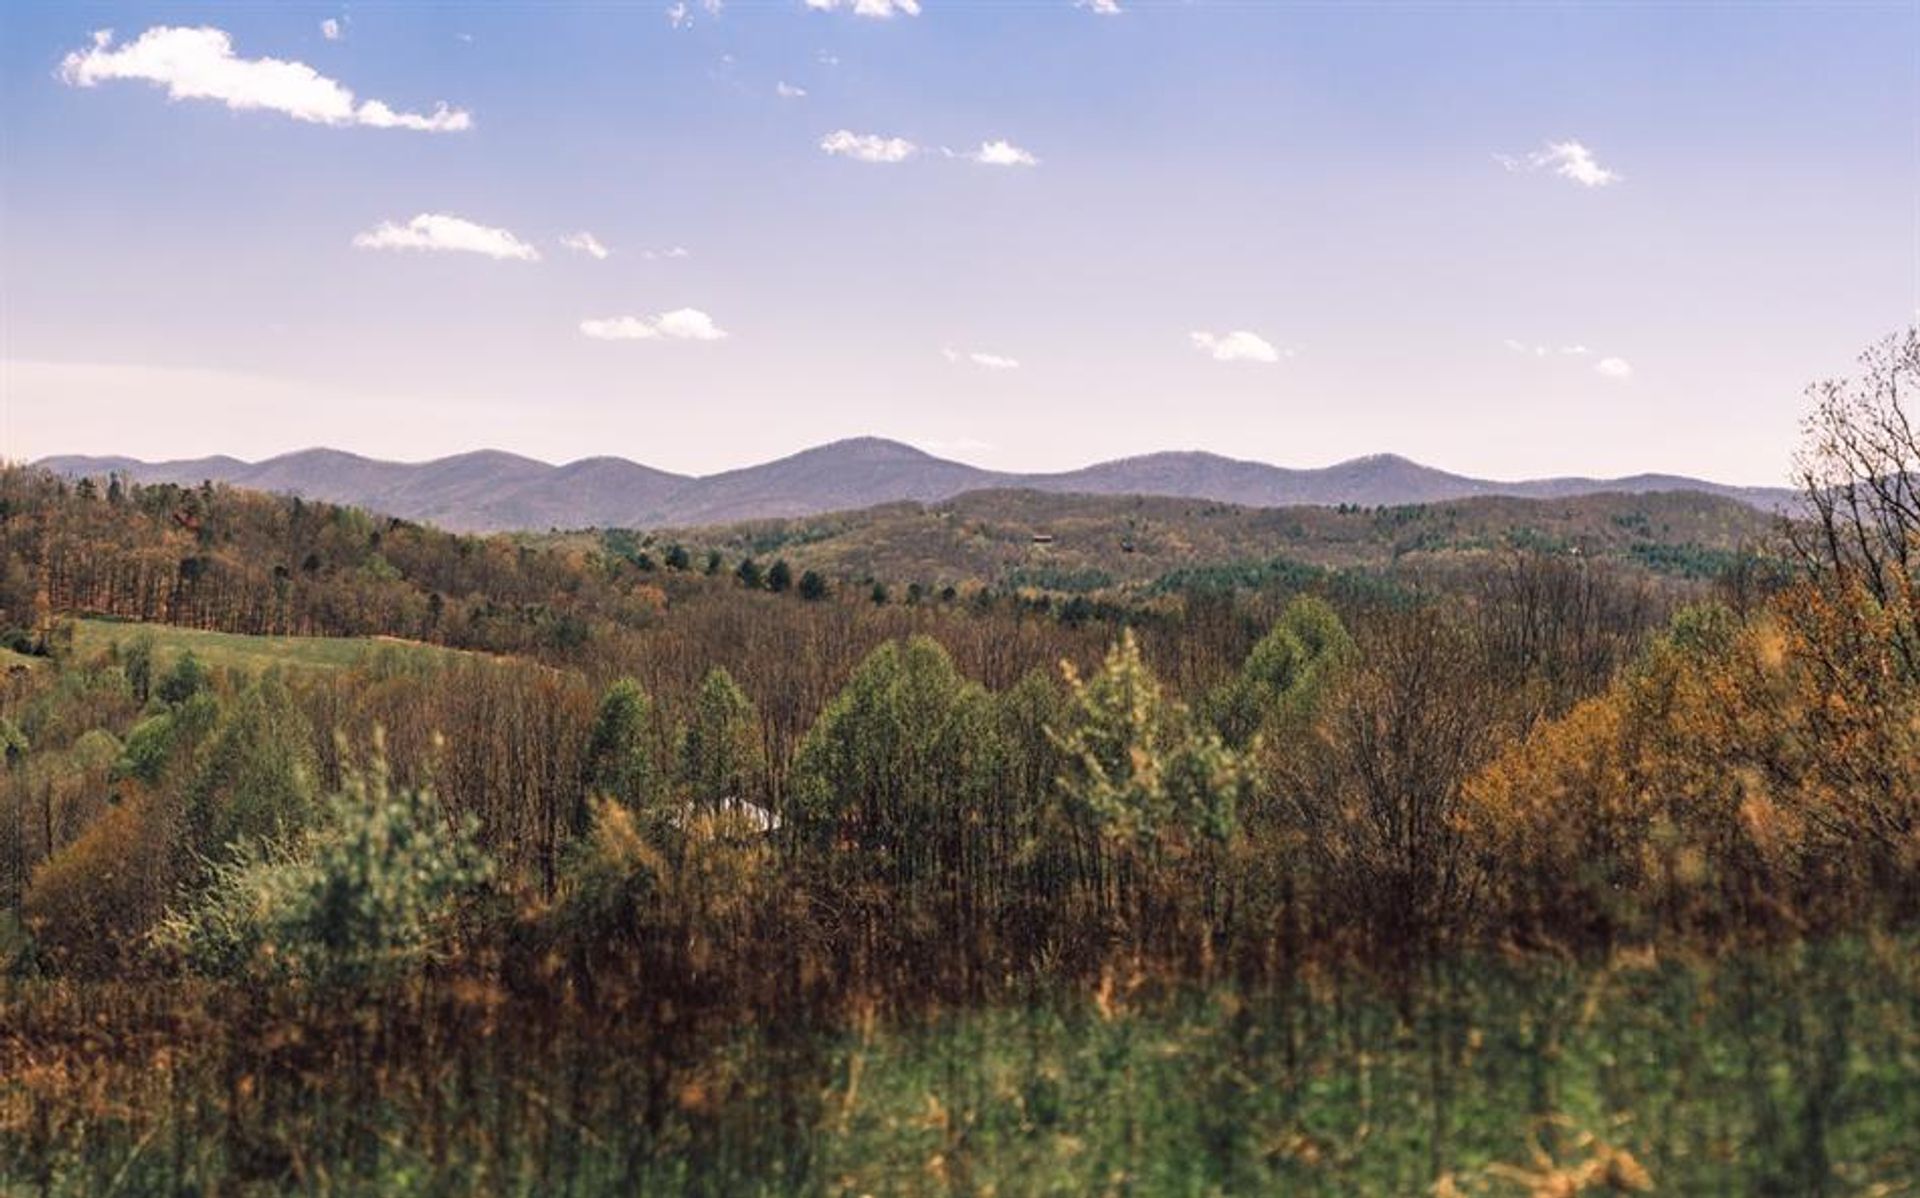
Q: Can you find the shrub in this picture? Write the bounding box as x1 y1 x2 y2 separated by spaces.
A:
160 761 491 988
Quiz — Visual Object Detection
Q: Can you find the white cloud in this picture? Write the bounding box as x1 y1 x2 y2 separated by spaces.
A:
967 139 1038 167
1076 0 1123 12
353 214 540 261
561 231 610 260
61 26 471 132
580 308 729 341
805 0 921 16
642 245 691 260
1190 330 1284 363
1504 339 1592 358
1594 357 1634 380
319 18 343 41
667 3 692 27
943 347 1019 370
821 129 916 163
1499 140 1620 188
776 81 807 99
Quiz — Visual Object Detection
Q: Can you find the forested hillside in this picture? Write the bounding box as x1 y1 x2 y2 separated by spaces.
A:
2 336 1918 1194
633 485 1778 593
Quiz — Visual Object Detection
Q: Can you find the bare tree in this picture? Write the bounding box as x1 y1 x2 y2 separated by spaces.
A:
1791 326 1920 668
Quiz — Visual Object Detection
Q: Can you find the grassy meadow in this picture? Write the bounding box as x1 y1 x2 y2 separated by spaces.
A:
69 617 465 676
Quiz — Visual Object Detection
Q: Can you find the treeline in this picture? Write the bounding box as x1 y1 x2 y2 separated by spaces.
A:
0 468 670 655
11 536 1896 1012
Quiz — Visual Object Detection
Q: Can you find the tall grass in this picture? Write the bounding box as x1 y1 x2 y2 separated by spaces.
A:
4 936 1914 1195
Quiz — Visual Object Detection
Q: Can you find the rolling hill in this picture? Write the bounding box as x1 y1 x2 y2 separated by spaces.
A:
38 438 1799 533
629 487 1783 593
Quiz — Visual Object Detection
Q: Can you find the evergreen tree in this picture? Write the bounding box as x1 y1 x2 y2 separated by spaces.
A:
581 678 660 834
187 673 318 855
680 667 764 803
1208 595 1353 748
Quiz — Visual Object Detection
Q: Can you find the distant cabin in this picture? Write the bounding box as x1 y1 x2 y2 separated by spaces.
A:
1031 533 1055 545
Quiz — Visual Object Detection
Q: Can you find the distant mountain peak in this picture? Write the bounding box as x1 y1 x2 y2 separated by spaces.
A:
801 437 942 463
34 441 1796 533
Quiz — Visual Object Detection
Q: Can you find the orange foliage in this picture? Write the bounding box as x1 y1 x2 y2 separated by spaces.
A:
22 785 180 975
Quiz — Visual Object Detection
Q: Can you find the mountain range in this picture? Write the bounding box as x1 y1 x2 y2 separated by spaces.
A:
35 439 1799 533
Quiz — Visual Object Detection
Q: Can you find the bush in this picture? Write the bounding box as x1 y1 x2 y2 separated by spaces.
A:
160 761 491 988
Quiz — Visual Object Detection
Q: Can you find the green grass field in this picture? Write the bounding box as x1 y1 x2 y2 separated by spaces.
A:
70 618 462 676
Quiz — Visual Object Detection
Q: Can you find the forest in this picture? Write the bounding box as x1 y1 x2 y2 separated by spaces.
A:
2 332 1918 1195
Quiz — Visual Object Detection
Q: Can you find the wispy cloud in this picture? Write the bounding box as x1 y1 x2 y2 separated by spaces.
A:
61 27 471 132
1504 339 1592 358
1076 0 1123 13
805 0 921 17
560 231 610 260
353 214 540 261
965 139 1039 167
821 129 916 163
943 347 1020 370
581 309 729 341
643 245 691 260
1505 338 1632 379
319 17 344 41
1190 330 1285 363
776 81 808 99
1497 140 1620 188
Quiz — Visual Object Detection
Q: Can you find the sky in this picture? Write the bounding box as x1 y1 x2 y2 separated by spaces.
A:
2 1 1917 485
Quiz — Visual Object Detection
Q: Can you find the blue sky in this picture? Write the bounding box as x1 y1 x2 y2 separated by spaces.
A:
2 1 1916 483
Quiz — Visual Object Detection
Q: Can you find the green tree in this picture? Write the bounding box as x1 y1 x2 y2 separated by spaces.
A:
1056 630 1247 849
790 638 1000 888
187 673 318 855
767 559 794 593
680 667 764 803
581 678 661 834
114 692 220 787
798 570 830 601
1208 595 1353 748
736 558 764 589
156 651 210 706
1049 631 1250 947
121 633 156 705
